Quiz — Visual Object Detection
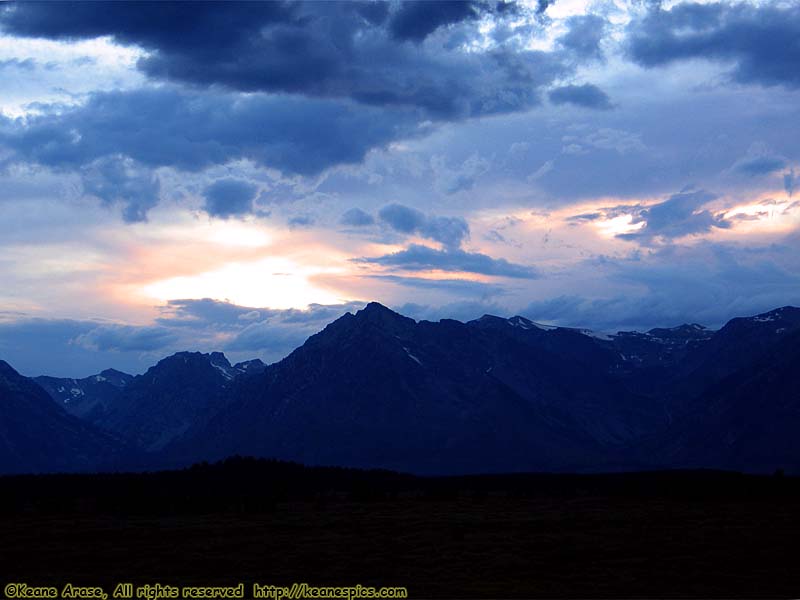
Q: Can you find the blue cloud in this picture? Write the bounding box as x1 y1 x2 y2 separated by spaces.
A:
558 14 607 60
369 275 507 297
203 178 258 219
355 244 538 279
627 2 800 89
0 1 562 120
340 208 375 227
785 169 796 197
378 203 470 248
80 156 160 222
549 84 613 110
388 1 482 42
618 189 730 244
0 88 416 176
732 155 787 177
72 324 177 352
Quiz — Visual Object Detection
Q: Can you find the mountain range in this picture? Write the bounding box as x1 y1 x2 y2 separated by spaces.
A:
2 302 799 475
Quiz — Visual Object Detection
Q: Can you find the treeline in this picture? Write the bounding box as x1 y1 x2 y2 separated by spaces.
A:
1 456 798 516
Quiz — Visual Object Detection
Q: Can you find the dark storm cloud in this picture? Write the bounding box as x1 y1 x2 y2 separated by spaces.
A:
378 203 470 248
339 208 375 227
627 2 800 88
388 1 482 42
0 1 297 50
549 84 613 110
203 178 258 219
557 14 607 60
617 188 730 244
0 1 581 221
0 1 560 120
355 244 538 279
0 88 414 176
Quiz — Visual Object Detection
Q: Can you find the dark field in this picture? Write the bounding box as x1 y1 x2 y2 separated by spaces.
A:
2 459 799 598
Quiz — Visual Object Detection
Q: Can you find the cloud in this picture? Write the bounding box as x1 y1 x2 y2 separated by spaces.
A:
287 215 314 228
0 88 417 176
729 143 787 177
0 1 564 120
561 127 645 155
0 88 422 218
156 298 261 329
378 203 425 233
0 300 369 376
527 159 554 182
340 208 375 227
732 155 787 177
378 203 470 248
0 57 36 71
71 324 177 352
388 1 482 42
558 14 607 61
535 0 554 16
431 153 491 194
355 243 538 279
203 178 258 219
549 83 613 110
618 188 730 244
222 301 366 353
785 169 796 197
522 243 800 331
80 155 161 222
627 2 800 89
368 274 507 297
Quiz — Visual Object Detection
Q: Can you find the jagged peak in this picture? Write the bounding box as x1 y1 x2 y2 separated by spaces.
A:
151 351 231 371
209 351 232 368
355 302 415 325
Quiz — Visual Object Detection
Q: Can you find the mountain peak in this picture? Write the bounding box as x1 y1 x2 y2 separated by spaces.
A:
99 368 130 378
361 301 397 314
355 302 415 327
209 351 232 368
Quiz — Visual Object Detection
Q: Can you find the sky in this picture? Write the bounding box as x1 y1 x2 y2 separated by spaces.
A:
1 0 799 376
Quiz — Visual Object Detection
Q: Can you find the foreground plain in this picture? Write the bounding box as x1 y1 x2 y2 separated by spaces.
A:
1 459 799 598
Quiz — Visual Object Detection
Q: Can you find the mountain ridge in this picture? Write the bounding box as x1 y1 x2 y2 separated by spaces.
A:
3 302 800 475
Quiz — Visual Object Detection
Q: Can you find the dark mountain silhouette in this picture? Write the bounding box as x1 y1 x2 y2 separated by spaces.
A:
4 302 800 475
34 368 133 421
163 304 669 473
92 352 249 451
34 352 267 453
0 361 129 474
654 327 800 473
